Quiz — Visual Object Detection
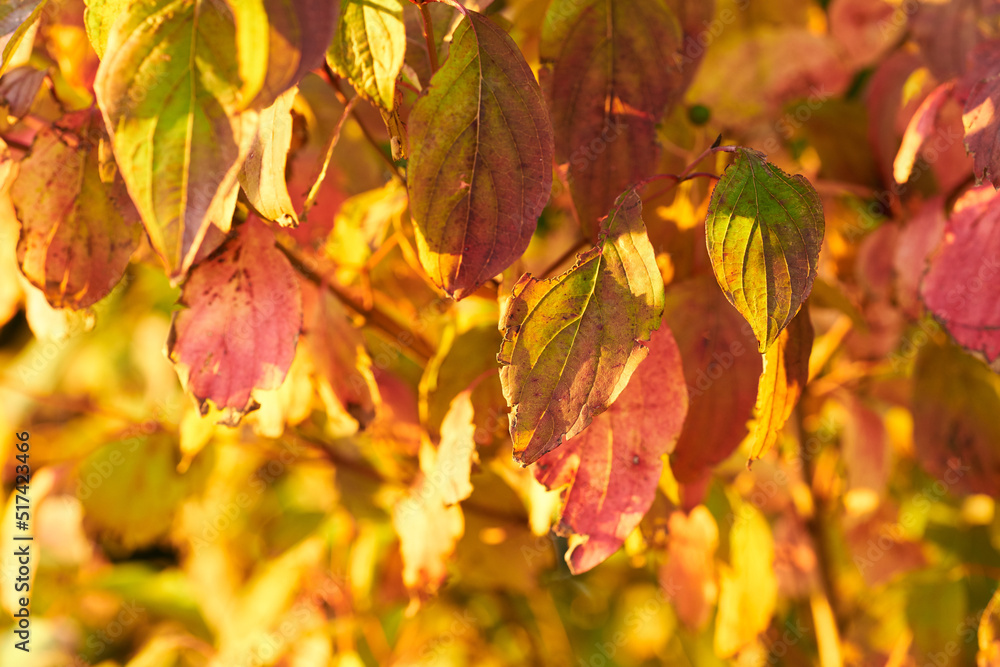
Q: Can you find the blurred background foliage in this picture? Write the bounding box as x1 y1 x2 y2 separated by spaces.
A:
1 0 1000 665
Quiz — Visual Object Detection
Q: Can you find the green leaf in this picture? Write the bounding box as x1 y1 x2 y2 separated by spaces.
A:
94 0 258 279
326 0 406 111
498 189 664 465
83 0 129 59
705 147 824 352
408 8 554 300
0 0 45 78
238 87 298 226
227 0 270 107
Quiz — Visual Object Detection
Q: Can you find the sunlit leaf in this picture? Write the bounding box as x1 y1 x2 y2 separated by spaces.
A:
748 304 813 464
94 0 258 278
0 0 43 34
83 0 130 59
408 7 554 300
714 500 777 658
436 389 477 506
921 185 1000 361
894 81 954 185
498 189 664 465
251 0 336 109
394 442 465 606
326 0 406 111
168 215 302 425
0 0 44 78
963 73 1000 189
239 88 298 226
534 325 687 574
540 0 682 237
665 276 761 485
12 109 142 309
227 0 269 107
705 147 825 352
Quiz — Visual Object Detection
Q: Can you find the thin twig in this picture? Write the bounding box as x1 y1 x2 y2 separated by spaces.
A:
419 3 440 74
539 237 590 278
322 64 406 182
277 238 436 362
301 94 360 220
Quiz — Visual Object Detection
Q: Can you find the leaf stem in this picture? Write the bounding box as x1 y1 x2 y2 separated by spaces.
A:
323 65 406 182
276 238 436 362
420 3 440 74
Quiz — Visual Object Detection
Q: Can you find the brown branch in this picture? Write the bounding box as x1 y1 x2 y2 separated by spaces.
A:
277 239 436 362
539 237 589 278
419 3 440 74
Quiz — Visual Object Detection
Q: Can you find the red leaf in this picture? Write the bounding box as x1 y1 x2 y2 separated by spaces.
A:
13 109 141 309
407 8 554 300
921 186 1000 361
893 81 954 185
168 215 302 425
893 196 946 318
540 0 682 237
533 325 688 574
664 277 761 484
963 74 1000 188
300 280 379 428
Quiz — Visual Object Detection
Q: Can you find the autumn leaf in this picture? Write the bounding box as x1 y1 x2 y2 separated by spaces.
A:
714 500 777 658
0 0 43 34
540 0 682 237
748 304 813 465
921 185 1000 362
661 506 718 632
168 215 302 425
0 65 47 119
239 88 299 226
394 442 465 606
912 339 1000 495
534 325 687 574
300 280 379 429
94 0 258 279
963 73 1000 189
83 0 129 59
326 0 406 112
0 0 44 77
12 110 142 309
246 0 337 109
894 81 954 185
498 189 664 465
665 277 761 485
705 147 825 352
435 390 478 506
407 7 554 300
894 196 946 317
